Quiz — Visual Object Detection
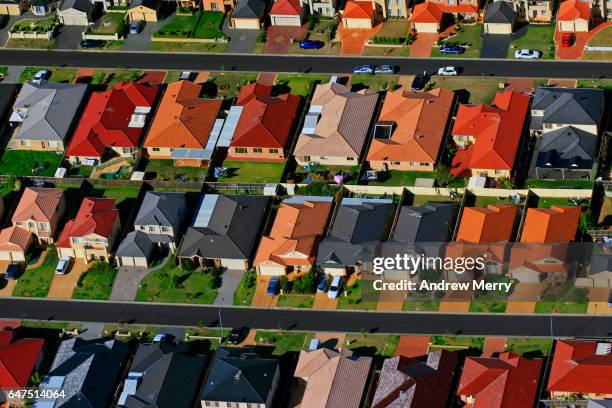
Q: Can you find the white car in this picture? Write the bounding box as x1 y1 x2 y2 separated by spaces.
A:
55 256 71 275
437 66 458 76
327 276 343 299
374 65 395 75
32 70 49 84
514 49 541 59
353 65 375 75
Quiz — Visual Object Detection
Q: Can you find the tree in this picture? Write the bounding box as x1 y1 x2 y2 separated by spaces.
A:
435 164 452 187
279 275 292 293
292 271 316 294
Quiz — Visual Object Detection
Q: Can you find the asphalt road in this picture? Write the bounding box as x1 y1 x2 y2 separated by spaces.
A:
2 298 612 338
1 49 612 79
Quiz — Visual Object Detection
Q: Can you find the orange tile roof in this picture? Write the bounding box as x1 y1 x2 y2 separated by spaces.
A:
520 206 581 243
367 88 455 164
452 91 530 171
343 0 373 19
144 81 222 150
410 1 444 23
456 204 517 243
12 187 63 225
0 226 32 253
557 0 591 21
270 0 302 15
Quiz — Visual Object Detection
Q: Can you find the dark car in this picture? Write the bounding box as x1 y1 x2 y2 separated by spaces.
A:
299 40 325 49
317 276 328 293
439 45 465 55
267 276 279 296
411 71 430 91
80 39 105 48
5 263 23 280
226 327 249 345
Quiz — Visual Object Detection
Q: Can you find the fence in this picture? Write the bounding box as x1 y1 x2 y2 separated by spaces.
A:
585 46 612 52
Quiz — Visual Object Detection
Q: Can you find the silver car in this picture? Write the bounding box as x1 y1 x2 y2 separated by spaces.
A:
514 49 541 59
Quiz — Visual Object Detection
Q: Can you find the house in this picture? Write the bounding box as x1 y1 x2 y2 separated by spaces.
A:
133 191 187 252
230 0 265 28
270 0 304 25
366 88 455 172
294 347 372 408
35 338 129 408
317 198 395 276
529 87 605 136
456 205 518 243
116 231 155 267
225 83 300 162
0 330 44 389
0 0 23 14
520 205 581 242
509 242 570 283
127 0 160 21
342 0 374 29
457 352 543 408
203 0 235 12
371 350 457 408
200 347 280 408
294 82 378 166
30 0 54 15
450 91 531 178
548 340 612 399
66 82 159 165
118 342 206 408
372 0 408 17
557 0 591 31
12 187 66 244
8 82 87 152
254 196 334 276
410 0 479 33
0 226 33 262
588 401 612 408
588 253 612 287
483 1 516 34
57 198 121 263
178 194 269 270
58 0 94 25
143 81 224 167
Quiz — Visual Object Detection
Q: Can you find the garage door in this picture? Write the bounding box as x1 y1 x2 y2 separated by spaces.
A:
232 18 260 29
484 23 512 34
343 18 371 29
258 264 285 276
219 258 247 270
414 22 438 33
60 14 87 26
134 257 148 267
558 21 575 32
0 251 11 261
271 15 301 26
120 256 135 267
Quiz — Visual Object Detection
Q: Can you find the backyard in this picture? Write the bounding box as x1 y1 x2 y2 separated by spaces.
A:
12 251 58 298
289 164 361 185
144 159 208 182
154 11 225 39
526 179 594 189
88 184 141 223
369 170 435 187
508 24 555 59
0 150 62 177
219 160 286 184
533 195 587 209
72 262 117 300
432 24 483 58
275 73 331 97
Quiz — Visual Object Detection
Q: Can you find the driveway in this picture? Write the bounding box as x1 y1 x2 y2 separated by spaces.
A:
264 25 307 54
110 266 150 301
251 276 278 307
2 66 24 83
121 18 166 52
222 19 257 54
337 22 381 55
47 260 90 299
53 25 84 50
409 33 437 57
480 25 527 59
213 269 244 306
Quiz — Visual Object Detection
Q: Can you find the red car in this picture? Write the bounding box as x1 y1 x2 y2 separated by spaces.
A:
561 33 574 47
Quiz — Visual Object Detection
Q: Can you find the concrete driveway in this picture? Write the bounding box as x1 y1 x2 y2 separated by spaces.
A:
53 25 84 50
110 266 150 301
222 19 257 54
121 18 166 51
480 25 527 59
213 269 244 306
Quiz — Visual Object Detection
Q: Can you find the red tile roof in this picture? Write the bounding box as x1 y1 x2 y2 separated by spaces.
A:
57 198 118 248
343 0 373 19
411 1 444 23
12 187 63 225
520 206 581 243
456 205 517 243
451 91 530 172
548 340 612 395
557 0 592 21
457 352 543 408
0 330 44 389
0 226 32 253
66 82 158 158
270 0 302 15
231 83 301 149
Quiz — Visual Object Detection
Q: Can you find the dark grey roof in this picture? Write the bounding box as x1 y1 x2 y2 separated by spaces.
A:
60 0 94 12
30 0 52 6
232 0 264 19
122 343 206 408
535 126 597 169
590 253 612 275
588 400 612 408
200 347 279 405
530 87 605 131
0 0 20 4
178 194 269 261
392 202 456 243
117 231 155 258
13 82 87 142
484 1 516 24
134 192 187 233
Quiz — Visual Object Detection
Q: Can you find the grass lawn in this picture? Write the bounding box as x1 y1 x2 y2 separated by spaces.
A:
350 74 400 92
207 72 258 97
291 164 361 185
508 24 555 59
430 335 484 350
67 165 94 178
5 39 54 49
432 24 483 58
88 12 127 35
277 294 314 308
577 79 612 90
149 42 227 53
409 194 462 206
13 251 57 298
469 300 507 313
220 160 286 183
346 334 400 356
336 280 379 310
473 195 524 208
583 25 612 60
155 11 225 39
0 150 62 177
429 76 505 104
73 262 117 300
275 73 331 97
193 12 226 38
144 159 207 181
136 256 218 304
88 184 140 224
402 299 440 311
370 170 435 187
90 69 143 89
361 46 411 57
535 300 588 313
164 71 182 83
0 67 8 76
233 270 256 306
534 196 585 209
22 320 81 331
255 331 307 355
506 337 553 356
19 66 78 83
535 283 588 314
12 16 56 32
526 179 594 189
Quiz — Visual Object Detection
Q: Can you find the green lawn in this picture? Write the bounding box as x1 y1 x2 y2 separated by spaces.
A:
469 300 507 313
506 337 553 356
291 164 361 185
5 39 54 49
13 251 58 298
88 12 127 36
346 334 399 356
72 262 117 300
136 256 218 304
508 24 555 59
193 12 226 38
0 150 62 177
534 196 584 209
432 24 483 58
22 320 81 331
430 335 484 350
577 79 612 90
207 72 258 97
144 159 207 182
255 331 307 355
277 294 314 308
429 76 505 104
473 196 515 208
164 71 182 83
155 11 225 39
233 270 256 306
370 170 435 187
149 41 227 53
350 74 400 92
526 179 594 189
402 299 440 311
67 165 94 178
88 185 140 224
535 283 588 314
19 66 78 83
336 280 379 310
275 74 331 97
409 194 462 206
220 160 286 183
0 67 8 76
90 69 143 89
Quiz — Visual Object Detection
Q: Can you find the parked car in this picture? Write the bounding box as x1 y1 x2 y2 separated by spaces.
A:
129 21 143 35
514 49 541 59
152 333 173 343
327 276 343 299
226 327 249 345
437 66 458 76
411 71 430 91
353 65 375 75
267 276 279 296
299 39 324 49
5 263 23 280
561 33 574 47
374 64 395 75
439 45 464 55
316 276 328 293
80 39 104 48
55 256 71 275
32 70 49 85
179 71 192 81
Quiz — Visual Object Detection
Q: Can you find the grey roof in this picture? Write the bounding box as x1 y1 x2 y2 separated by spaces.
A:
535 126 597 169
60 0 93 12
121 343 206 408
178 194 269 261
36 338 128 408
530 87 605 131
134 192 187 235
200 347 279 404
117 231 154 258
13 82 87 142
588 401 612 408
590 253 612 275
484 1 516 24
130 0 159 9
392 202 456 243
232 0 264 19
0 0 20 4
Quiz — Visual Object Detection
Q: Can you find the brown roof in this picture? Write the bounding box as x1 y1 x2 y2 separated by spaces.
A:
0 226 32 252
12 187 63 224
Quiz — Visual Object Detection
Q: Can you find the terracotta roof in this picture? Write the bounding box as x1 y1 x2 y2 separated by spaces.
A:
457 352 543 408
270 0 301 15
0 331 44 389
548 340 612 395
231 83 301 149
66 82 158 158
12 187 63 224
57 198 118 248
451 91 530 172
144 81 222 150
410 1 444 23
343 0 373 19
557 0 591 21
456 205 517 243
366 88 454 164
520 205 580 243
0 226 32 252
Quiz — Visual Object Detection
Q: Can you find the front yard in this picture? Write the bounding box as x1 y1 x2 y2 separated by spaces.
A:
277 294 314 308
534 283 588 314
19 66 78 83
88 12 127 36
508 24 555 59
143 159 207 182
5 39 54 49
432 24 483 58
233 269 256 306
0 150 62 177
275 73 331 97
582 25 612 61
255 331 308 355
72 262 117 300
218 160 286 184
429 76 505 104
336 280 379 311
155 11 225 39
11 16 57 34
149 42 227 53
90 69 143 89
350 74 400 92
207 72 258 98
346 334 400 357
13 251 58 298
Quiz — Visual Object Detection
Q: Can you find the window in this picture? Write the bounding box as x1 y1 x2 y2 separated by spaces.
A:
20 140 31 147
49 141 59 148
28 222 35 229
298 156 311 162
151 147 160 152
161 226 169 233
346 157 355 161
253 148 263 153
494 169 503 175
235 147 247 154
122 147 131 154
420 162 429 167
391 161 400 166
38 223 49 232
269 148 279 154
544 123 553 129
